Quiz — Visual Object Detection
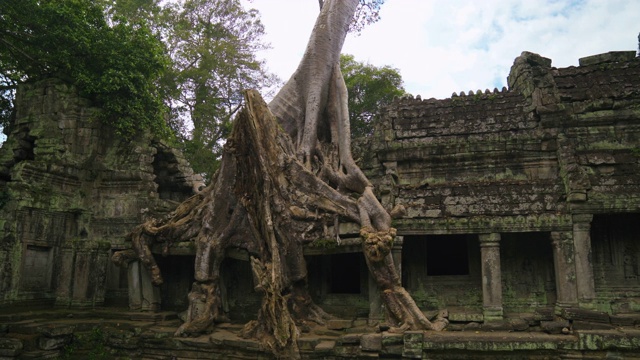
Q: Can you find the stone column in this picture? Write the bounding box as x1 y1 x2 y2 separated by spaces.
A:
127 260 143 310
391 236 403 279
55 247 76 307
128 260 161 311
550 231 578 313
573 214 595 305
479 233 503 321
368 273 382 324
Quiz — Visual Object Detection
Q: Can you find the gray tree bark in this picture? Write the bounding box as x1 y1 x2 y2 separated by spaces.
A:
114 0 446 357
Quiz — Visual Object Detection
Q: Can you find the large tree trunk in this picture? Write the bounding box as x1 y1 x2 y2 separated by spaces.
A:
114 0 446 357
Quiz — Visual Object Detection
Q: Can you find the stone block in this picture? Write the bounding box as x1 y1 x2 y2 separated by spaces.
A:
381 332 403 346
463 322 481 331
360 333 382 351
572 320 615 331
333 344 360 357
38 336 69 351
444 323 465 331
0 338 23 357
382 344 403 356
561 308 610 324
508 318 530 331
448 311 483 322
314 328 343 337
482 320 513 332
533 308 554 322
314 340 335 355
326 319 353 330
352 318 368 327
403 331 424 359
610 314 640 327
297 337 320 352
337 333 361 345
579 51 637 66
540 320 569 334
37 324 76 337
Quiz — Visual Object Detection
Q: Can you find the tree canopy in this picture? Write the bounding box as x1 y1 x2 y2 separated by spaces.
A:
0 0 170 139
1 0 275 173
101 0 276 179
340 54 405 138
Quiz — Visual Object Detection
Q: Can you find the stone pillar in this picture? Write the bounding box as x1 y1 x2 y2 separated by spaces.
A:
479 233 503 321
368 273 382 323
54 247 76 307
573 214 595 305
391 236 403 280
71 251 91 306
550 231 578 313
128 260 161 311
128 260 143 310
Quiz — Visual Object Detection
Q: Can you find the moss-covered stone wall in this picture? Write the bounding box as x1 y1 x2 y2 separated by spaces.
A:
363 50 640 315
0 78 202 307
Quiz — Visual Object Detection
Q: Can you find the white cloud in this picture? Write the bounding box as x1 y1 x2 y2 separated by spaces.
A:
245 0 639 100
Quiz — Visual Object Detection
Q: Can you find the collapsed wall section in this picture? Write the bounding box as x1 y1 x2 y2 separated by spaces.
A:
0 78 202 307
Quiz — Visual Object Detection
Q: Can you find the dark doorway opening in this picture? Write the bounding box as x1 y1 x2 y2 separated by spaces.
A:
330 253 362 294
426 234 470 276
156 255 195 311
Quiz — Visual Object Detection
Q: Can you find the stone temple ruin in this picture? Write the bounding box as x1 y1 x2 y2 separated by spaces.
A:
1 50 640 358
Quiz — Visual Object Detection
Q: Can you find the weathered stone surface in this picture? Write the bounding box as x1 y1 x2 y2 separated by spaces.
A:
37 324 75 337
462 322 481 332
363 51 640 321
561 308 610 323
0 338 23 357
314 340 336 355
2 50 640 359
0 78 201 309
402 331 424 358
327 319 353 330
337 333 361 345
572 321 615 331
509 318 530 331
37 336 69 351
482 320 513 332
360 333 382 351
610 314 640 327
540 320 570 334
297 337 321 352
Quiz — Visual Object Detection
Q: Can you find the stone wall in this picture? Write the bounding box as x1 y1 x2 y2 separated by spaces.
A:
362 51 640 319
0 78 202 307
2 50 639 327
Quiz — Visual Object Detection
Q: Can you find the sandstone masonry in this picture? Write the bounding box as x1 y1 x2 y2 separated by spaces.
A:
0 78 202 308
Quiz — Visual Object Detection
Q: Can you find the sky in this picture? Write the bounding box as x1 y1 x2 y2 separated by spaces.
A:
243 0 640 100
2 0 638 146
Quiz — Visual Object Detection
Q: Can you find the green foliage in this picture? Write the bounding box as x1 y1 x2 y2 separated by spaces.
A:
106 0 276 180
60 327 109 360
340 54 405 139
0 0 170 139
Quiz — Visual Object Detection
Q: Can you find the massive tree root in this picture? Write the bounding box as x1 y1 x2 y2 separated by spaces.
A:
114 0 447 357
